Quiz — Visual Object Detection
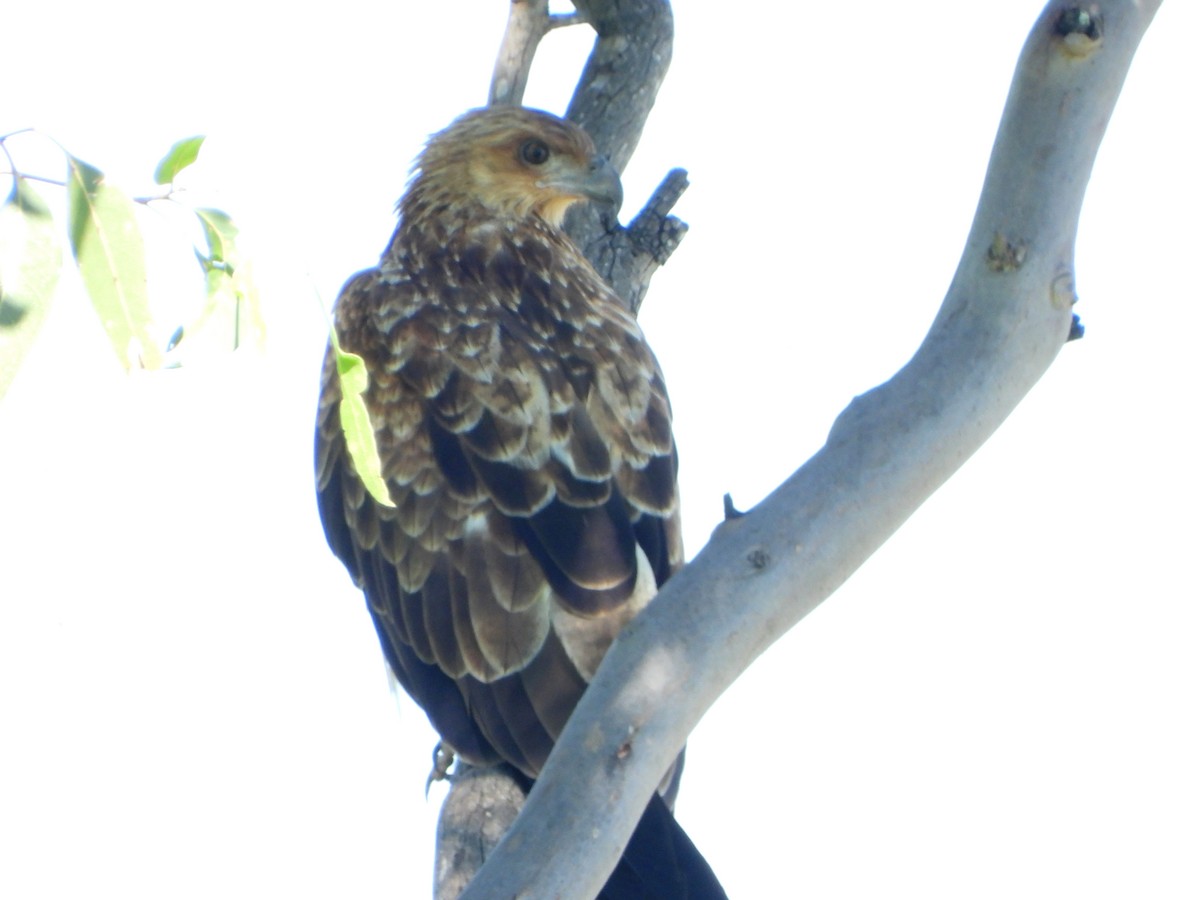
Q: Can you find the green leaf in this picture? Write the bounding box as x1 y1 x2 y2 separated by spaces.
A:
332 338 395 508
0 179 62 399
194 206 236 263
66 155 161 370
153 135 205 186
10 176 53 217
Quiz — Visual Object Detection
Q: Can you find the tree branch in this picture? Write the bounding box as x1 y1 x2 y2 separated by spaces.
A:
489 0 552 107
562 0 683 314
458 2 1164 896
486 0 686 315
563 0 673 174
576 167 689 316
433 765 526 900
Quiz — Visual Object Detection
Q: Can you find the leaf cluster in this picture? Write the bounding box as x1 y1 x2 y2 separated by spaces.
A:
0 133 261 398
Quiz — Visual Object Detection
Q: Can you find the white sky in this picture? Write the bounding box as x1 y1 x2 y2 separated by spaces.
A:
2 2 1197 897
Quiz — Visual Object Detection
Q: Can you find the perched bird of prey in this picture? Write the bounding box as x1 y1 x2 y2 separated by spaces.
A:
316 106 723 898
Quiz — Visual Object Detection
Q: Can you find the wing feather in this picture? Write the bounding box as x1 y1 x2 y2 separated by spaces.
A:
463 518 551 674
315 203 682 777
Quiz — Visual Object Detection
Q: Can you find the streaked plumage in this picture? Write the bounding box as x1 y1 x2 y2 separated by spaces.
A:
315 106 682 781
316 106 728 899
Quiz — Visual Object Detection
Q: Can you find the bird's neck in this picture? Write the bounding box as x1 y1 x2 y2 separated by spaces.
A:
384 199 580 272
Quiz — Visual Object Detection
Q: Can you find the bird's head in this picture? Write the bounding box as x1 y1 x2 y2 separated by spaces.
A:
406 106 622 228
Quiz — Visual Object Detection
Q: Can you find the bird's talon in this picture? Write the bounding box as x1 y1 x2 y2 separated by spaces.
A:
426 742 456 797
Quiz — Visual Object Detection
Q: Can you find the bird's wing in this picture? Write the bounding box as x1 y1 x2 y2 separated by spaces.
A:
315 262 681 776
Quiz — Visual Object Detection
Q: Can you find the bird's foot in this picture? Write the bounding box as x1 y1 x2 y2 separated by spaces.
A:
426 741 457 797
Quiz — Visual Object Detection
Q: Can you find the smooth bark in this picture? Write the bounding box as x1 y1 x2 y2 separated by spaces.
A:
458 3 1164 897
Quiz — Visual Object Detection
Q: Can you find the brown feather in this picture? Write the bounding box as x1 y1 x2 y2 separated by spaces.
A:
315 107 682 780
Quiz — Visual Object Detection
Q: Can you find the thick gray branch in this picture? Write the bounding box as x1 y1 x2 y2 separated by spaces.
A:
564 0 673 173
459 2 1164 897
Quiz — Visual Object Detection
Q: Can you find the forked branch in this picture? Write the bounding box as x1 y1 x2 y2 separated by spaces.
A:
459 2 1164 896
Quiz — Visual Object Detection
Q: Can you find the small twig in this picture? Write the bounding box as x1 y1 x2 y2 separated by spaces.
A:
131 191 177 205
0 144 17 180
547 12 584 29
627 168 689 263
0 127 36 143
0 171 65 189
573 166 689 316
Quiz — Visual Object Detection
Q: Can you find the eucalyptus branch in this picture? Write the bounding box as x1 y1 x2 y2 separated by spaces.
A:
488 0 687 313
582 167 689 316
564 0 674 174
489 0 552 107
459 2 1164 896
488 2 588 108
562 0 685 314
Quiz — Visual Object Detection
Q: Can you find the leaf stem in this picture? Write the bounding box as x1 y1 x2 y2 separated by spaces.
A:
0 127 36 143
132 191 177 205
0 171 67 188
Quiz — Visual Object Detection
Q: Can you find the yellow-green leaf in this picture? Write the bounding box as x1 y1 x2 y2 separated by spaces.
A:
154 135 205 186
332 338 394 508
194 206 237 264
0 179 62 399
66 156 161 370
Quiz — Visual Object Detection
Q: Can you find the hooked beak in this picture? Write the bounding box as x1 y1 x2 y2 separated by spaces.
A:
546 154 623 214
579 154 623 213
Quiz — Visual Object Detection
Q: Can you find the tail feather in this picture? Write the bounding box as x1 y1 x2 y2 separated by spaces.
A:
598 792 727 900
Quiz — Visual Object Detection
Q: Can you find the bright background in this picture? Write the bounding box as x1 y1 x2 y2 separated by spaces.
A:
3 2 1197 897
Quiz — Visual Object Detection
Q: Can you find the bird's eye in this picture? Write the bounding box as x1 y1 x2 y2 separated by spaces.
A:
520 139 551 166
